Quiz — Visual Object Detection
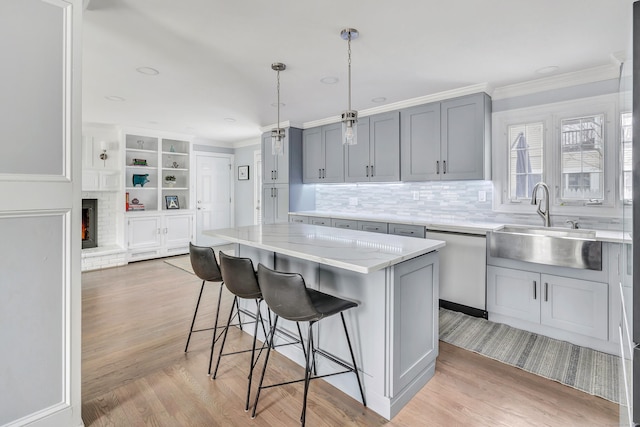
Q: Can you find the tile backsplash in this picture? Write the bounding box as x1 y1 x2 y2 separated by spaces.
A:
315 181 626 231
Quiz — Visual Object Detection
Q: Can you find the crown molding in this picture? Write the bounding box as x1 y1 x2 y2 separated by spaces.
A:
232 137 262 148
492 64 620 100
302 83 491 129
259 120 305 133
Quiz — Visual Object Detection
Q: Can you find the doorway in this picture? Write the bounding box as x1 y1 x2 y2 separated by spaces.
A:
194 152 234 246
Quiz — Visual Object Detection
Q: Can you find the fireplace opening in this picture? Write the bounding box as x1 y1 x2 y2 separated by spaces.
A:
82 199 98 249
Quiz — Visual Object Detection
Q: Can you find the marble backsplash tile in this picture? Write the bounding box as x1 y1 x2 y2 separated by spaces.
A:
315 181 627 231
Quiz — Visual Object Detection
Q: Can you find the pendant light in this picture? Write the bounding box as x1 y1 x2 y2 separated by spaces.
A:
340 28 359 146
271 62 286 156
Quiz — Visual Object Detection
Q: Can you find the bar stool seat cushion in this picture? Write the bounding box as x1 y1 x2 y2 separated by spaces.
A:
307 289 357 319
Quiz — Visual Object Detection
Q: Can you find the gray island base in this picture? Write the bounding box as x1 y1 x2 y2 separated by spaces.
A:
205 224 445 419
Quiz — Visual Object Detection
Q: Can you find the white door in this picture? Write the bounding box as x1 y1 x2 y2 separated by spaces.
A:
0 1 82 426
254 150 262 224
195 153 233 246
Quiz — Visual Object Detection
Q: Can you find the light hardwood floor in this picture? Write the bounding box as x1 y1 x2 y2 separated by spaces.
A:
82 257 619 426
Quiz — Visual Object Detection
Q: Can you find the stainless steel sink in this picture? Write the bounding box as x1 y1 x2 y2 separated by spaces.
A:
487 225 602 270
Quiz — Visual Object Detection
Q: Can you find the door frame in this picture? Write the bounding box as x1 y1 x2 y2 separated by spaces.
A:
254 149 262 224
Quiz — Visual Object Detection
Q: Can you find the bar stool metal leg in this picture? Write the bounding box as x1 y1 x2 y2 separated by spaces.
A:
251 315 279 419
341 312 366 406
207 282 226 375
184 280 206 352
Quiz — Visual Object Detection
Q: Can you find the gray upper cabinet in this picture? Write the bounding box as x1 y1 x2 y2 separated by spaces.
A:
262 131 289 184
302 123 344 183
345 111 400 182
400 102 441 181
400 92 491 182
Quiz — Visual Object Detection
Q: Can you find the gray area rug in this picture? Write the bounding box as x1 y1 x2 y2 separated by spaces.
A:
439 308 620 404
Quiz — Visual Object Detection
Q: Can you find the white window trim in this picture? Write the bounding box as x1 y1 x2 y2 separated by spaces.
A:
492 93 621 218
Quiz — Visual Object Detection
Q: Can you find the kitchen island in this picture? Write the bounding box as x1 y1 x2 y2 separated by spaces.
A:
205 223 445 419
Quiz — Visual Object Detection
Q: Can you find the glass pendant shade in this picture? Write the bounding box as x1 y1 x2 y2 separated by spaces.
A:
271 127 285 156
341 110 358 146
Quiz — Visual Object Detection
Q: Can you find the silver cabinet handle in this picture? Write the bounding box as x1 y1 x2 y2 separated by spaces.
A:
370 165 374 177
319 168 322 179
275 170 278 180
322 168 326 179
544 282 548 302
366 165 369 177
443 160 446 174
436 161 440 174
533 281 537 300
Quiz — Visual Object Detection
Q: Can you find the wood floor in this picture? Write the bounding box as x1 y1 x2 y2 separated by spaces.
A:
82 257 619 426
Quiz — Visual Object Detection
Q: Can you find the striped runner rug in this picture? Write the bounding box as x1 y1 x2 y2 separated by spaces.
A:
439 308 620 403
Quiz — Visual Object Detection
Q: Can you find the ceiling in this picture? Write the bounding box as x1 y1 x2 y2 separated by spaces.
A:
82 0 632 144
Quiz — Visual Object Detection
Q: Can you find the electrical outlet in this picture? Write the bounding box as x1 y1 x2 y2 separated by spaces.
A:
412 191 420 201
349 197 358 206
478 190 486 202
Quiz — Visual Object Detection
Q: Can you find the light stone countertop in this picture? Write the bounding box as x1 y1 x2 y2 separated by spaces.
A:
290 211 629 243
204 223 445 274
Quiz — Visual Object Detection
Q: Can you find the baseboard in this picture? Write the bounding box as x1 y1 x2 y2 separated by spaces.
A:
439 300 488 319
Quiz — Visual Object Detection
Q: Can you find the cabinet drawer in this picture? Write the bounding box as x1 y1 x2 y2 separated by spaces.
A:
358 221 388 234
309 217 330 226
388 223 425 238
332 219 358 229
289 215 309 224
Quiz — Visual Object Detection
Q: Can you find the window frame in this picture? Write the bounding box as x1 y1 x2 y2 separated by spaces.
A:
493 93 620 218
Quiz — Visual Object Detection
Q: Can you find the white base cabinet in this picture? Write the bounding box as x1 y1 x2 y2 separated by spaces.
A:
487 265 609 342
127 212 194 261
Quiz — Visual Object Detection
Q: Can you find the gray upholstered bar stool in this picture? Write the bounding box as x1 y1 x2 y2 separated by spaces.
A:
252 264 366 426
211 251 270 411
185 242 241 375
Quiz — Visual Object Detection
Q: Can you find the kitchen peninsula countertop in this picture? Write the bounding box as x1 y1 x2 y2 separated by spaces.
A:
291 211 629 243
205 223 445 274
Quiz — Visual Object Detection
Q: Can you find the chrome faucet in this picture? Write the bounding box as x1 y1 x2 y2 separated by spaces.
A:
530 182 551 227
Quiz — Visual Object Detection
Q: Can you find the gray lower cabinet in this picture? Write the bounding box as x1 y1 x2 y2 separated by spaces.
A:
487 265 608 340
400 92 491 182
388 223 425 238
345 111 400 182
263 184 289 224
302 123 344 183
309 217 330 226
289 214 309 224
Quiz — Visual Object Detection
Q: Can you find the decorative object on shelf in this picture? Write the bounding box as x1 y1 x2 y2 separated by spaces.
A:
99 140 108 165
238 165 249 180
137 140 144 149
172 161 179 168
128 197 145 211
165 175 176 187
132 174 149 187
169 144 176 152
270 62 286 156
133 158 147 166
165 195 179 209
340 28 359 146
126 192 129 211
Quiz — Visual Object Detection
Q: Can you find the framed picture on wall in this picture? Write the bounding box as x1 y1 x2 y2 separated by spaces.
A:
238 165 249 180
165 195 180 209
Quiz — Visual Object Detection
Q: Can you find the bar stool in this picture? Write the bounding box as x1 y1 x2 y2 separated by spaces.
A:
211 251 269 411
185 242 241 375
252 264 366 426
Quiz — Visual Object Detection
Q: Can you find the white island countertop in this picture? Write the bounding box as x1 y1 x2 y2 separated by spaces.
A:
205 223 445 274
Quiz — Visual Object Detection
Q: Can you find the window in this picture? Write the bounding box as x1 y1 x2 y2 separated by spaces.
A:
508 122 543 201
621 112 632 201
559 114 604 201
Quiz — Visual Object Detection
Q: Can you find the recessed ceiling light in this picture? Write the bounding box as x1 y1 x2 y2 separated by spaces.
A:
224 117 236 123
371 97 386 103
535 66 559 75
271 102 285 108
136 66 159 75
104 95 125 101
320 76 339 84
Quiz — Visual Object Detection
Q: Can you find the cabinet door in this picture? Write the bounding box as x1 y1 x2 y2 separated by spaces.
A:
322 123 344 183
358 221 388 234
389 223 425 238
332 218 358 229
440 93 488 181
400 103 440 181
164 214 192 249
262 133 277 182
273 184 289 224
302 127 322 183
128 215 162 250
487 266 540 323
344 118 371 182
262 185 275 224
289 215 309 224
273 130 289 184
309 217 330 226
369 111 400 182
540 274 608 340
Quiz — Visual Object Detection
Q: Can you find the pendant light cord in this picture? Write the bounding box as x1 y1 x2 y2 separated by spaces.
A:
347 33 352 111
